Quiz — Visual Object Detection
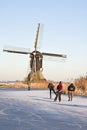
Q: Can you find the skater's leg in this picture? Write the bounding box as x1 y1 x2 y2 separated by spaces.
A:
68 91 70 101
59 92 61 102
50 89 52 99
54 91 59 101
53 89 56 95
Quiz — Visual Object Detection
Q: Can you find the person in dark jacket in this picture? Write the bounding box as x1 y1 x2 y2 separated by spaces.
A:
48 83 56 99
67 83 75 101
54 81 63 102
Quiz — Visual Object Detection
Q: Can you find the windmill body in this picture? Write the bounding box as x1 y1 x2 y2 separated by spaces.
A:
3 23 67 83
29 50 45 82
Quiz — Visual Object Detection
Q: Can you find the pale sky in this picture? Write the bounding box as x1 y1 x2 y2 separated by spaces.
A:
0 0 87 82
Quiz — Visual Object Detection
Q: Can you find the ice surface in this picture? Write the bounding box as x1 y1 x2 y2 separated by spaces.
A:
0 88 87 130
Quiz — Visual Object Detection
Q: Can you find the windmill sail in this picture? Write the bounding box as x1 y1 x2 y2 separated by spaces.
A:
3 45 30 54
42 52 67 58
34 23 40 51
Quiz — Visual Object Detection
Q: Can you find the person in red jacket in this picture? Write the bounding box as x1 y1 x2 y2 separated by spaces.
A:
54 81 63 102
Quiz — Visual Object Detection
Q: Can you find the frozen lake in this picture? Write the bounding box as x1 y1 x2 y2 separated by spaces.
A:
0 88 87 130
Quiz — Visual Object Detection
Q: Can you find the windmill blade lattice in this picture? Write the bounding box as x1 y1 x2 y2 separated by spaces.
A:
34 23 40 51
3 45 30 55
42 52 67 58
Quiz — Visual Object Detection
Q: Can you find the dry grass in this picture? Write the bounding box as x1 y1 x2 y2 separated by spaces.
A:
74 76 87 95
1 76 87 96
0 81 48 89
0 82 27 88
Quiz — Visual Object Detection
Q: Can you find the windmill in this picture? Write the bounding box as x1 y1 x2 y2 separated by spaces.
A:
3 23 67 85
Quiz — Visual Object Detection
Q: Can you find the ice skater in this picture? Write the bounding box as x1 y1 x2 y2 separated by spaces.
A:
48 83 56 99
67 83 75 101
54 81 63 102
